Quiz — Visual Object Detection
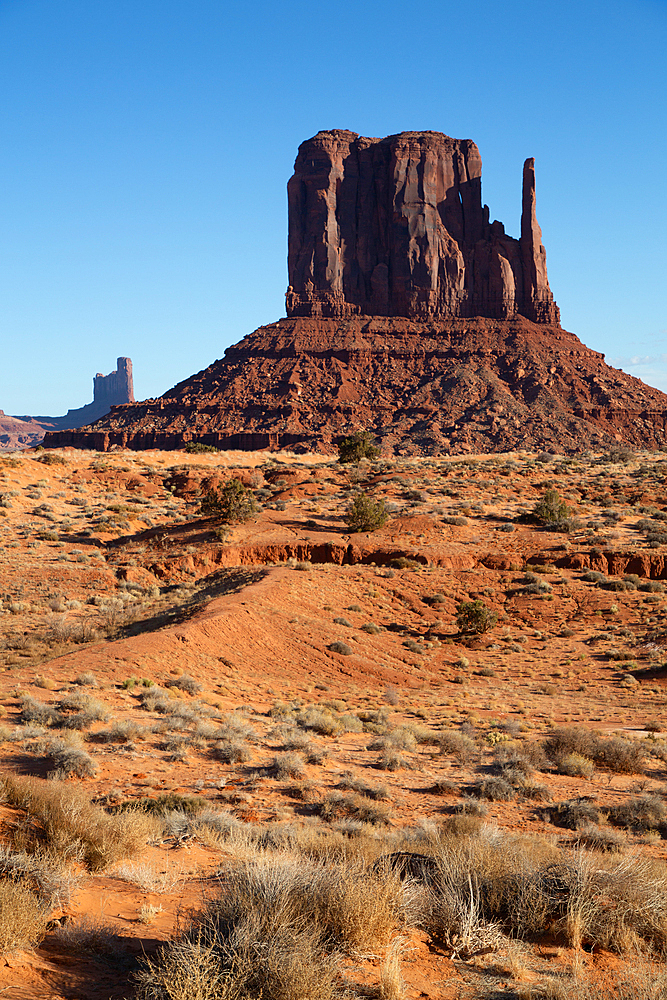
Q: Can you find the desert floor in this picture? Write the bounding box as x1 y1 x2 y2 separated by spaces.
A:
1 444 667 998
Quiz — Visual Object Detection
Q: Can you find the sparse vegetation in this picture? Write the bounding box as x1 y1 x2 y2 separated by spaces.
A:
200 478 259 523
531 488 570 525
456 600 498 635
345 492 388 532
337 430 379 464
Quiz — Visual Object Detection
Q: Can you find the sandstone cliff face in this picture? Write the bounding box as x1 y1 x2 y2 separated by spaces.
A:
286 131 559 324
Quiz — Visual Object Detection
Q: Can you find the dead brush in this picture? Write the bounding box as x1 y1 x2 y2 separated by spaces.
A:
2 775 161 871
564 851 667 954
438 729 477 765
0 845 76 909
19 695 63 727
318 790 393 826
605 794 667 834
44 738 97 778
272 751 306 779
93 719 146 743
544 726 644 774
212 739 252 764
111 860 182 892
338 773 391 800
427 828 569 941
0 879 48 955
52 914 126 957
136 855 407 1000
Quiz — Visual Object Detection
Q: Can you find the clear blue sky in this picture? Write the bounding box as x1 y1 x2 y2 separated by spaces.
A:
0 0 665 415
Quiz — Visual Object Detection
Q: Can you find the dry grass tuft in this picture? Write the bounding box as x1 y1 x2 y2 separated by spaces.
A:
2 775 160 871
136 853 407 1000
0 879 48 955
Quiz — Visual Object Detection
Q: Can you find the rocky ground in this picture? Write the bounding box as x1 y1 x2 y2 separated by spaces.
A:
1 445 667 998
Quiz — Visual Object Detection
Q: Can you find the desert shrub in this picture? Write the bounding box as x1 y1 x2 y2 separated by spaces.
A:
526 488 569 526
583 570 608 584
59 694 110 730
19 696 63 727
43 738 98 778
165 674 202 695
74 672 98 687
51 915 125 956
200 478 258 523
360 622 383 635
606 795 667 834
338 773 390 801
574 823 626 853
557 752 595 779
35 452 66 465
390 556 421 570
212 740 252 764
376 749 413 771
318 791 392 826
114 793 209 817
521 781 551 802
94 720 145 744
550 799 602 830
439 730 477 764
272 751 306 779
455 600 498 635
544 726 644 775
565 852 667 953
296 707 345 737
2 776 159 871
185 442 217 453
368 729 417 753
345 493 388 532
468 776 516 801
521 579 552 595
327 640 353 656
423 832 565 943
0 880 47 955
136 855 403 1000
337 430 379 464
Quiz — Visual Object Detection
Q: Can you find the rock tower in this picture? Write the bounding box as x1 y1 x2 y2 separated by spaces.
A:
286 131 559 324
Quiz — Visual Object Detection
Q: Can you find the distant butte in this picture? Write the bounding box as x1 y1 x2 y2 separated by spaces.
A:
43 132 667 455
2 357 134 449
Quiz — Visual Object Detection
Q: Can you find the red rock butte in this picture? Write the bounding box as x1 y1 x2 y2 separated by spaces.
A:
286 130 559 324
44 131 667 456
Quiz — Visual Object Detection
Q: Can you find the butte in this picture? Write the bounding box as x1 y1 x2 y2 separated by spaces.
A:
44 130 667 455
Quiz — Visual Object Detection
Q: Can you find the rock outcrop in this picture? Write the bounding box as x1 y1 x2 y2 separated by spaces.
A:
0 411 48 450
286 131 559 324
41 131 667 456
10 357 135 445
42 316 667 455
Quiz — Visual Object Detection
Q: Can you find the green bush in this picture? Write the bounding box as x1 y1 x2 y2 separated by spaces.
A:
531 488 570 525
455 600 498 635
337 430 379 464
184 442 217 453
345 493 388 532
200 478 258 523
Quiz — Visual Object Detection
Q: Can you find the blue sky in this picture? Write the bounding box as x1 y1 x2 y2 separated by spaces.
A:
0 0 665 414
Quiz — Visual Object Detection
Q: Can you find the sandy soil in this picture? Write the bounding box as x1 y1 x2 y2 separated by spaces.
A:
1 445 667 997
